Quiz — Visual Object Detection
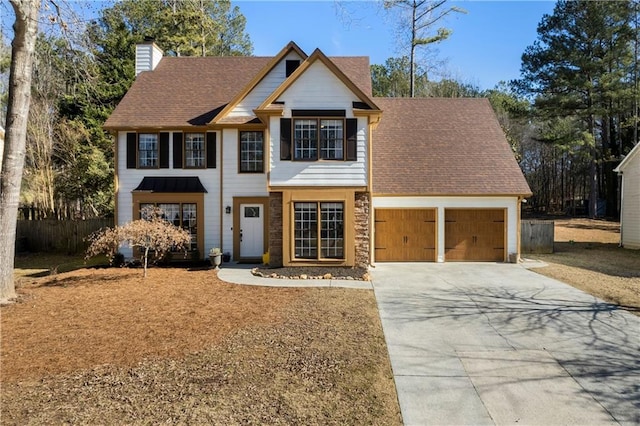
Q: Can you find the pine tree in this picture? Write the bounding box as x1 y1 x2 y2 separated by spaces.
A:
518 0 636 218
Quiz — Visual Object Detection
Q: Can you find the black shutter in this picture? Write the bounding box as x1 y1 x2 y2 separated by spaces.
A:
280 118 292 160
206 132 216 168
173 132 183 168
159 132 170 168
346 118 358 161
126 132 137 168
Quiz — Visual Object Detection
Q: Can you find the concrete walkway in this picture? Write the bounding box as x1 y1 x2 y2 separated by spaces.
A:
371 263 640 426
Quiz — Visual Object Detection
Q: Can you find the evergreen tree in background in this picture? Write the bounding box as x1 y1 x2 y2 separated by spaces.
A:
1 0 254 220
518 0 637 218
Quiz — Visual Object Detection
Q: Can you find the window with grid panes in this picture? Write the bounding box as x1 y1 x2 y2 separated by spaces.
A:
140 202 198 251
239 131 264 172
294 202 344 260
185 133 205 168
293 118 344 160
320 120 343 159
138 134 158 168
293 119 317 160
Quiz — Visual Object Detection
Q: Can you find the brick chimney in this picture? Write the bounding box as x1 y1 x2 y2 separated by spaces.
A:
135 37 163 76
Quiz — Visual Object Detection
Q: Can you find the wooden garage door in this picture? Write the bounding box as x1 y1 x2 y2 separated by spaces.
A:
445 209 505 262
375 209 436 262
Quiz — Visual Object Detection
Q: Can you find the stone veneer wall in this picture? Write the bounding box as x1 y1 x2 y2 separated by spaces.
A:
268 192 283 267
354 192 370 268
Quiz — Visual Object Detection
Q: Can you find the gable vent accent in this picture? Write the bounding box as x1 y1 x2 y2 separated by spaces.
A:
285 60 300 77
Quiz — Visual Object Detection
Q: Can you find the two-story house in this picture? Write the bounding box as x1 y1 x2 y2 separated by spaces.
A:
104 41 531 267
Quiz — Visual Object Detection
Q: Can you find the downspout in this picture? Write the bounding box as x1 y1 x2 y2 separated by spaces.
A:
367 118 375 266
516 196 523 263
618 172 624 247
113 131 119 226
219 130 224 254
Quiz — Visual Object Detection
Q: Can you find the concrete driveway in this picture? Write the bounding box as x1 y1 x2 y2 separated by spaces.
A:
371 263 639 426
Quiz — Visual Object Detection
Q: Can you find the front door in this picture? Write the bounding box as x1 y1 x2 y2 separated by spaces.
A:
240 204 264 258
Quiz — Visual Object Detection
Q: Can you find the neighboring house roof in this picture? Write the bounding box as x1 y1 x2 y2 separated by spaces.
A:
372 98 532 196
614 142 640 173
104 54 373 130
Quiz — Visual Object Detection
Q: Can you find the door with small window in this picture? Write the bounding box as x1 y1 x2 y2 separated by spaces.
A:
240 204 264 258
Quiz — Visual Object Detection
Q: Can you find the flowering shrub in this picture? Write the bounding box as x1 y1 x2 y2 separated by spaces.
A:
86 207 191 277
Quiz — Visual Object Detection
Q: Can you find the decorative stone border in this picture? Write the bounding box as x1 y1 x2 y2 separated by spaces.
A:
251 268 370 281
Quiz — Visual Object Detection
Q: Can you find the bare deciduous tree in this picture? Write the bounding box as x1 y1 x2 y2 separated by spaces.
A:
86 207 191 277
0 0 40 302
384 0 465 97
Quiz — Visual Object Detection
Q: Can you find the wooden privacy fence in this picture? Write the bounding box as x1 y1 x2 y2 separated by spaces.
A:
521 220 554 254
16 218 114 254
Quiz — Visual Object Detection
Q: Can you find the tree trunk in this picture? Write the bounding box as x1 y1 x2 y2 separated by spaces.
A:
143 246 149 278
410 0 417 98
0 0 40 301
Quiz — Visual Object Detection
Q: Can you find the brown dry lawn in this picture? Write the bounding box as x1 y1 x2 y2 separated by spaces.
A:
527 218 640 314
1 266 401 425
4 218 635 424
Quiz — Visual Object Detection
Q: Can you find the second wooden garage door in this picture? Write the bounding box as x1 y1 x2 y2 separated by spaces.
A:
445 209 505 262
375 209 436 262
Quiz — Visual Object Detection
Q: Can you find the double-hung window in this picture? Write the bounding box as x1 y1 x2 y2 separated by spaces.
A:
294 202 344 260
239 131 264 172
185 133 205 168
138 134 158 168
293 118 344 160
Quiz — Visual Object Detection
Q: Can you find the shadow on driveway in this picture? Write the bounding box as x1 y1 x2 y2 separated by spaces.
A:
372 263 639 425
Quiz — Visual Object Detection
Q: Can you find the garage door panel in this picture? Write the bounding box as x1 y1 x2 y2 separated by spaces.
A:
445 209 505 262
375 209 436 262
375 210 403 261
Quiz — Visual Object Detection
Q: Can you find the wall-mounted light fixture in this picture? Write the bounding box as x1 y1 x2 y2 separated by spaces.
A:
225 206 231 214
